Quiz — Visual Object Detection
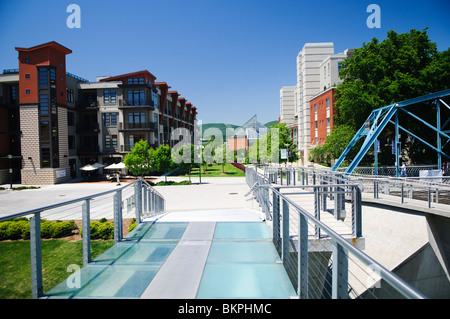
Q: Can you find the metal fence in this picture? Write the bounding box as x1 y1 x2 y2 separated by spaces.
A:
0 178 165 299
246 166 426 299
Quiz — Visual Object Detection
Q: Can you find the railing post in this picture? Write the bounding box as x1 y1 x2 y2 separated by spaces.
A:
134 180 142 224
272 189 281 253
30 212 43 299
352 186 362 238
332 240 348 299
143 187 148 217
282 198 290 266
82 199 91 266
298 212 308 299
113 190 123 244
314 187 321 239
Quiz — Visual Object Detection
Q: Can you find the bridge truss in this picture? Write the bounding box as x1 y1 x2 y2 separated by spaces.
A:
332 89 450 176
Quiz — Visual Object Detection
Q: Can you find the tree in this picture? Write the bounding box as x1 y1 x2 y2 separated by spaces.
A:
335 28 448 130
245 122 298 164
124 140 153 176
309 125 356 164
154 145 175 174
330 28 450 164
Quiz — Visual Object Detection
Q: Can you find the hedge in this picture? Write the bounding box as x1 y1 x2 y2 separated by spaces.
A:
0 218 77 241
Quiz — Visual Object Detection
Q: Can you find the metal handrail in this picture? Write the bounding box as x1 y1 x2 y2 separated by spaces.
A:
0 178 165 299
246 165 427 299
271 186 426 299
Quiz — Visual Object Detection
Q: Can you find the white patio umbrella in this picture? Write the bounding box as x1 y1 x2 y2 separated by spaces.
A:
91 163 105 169
80 164 98 171
104 163 118 169
115 162 126 169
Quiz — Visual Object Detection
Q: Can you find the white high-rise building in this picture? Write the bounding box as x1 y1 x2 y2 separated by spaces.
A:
280 42 352 164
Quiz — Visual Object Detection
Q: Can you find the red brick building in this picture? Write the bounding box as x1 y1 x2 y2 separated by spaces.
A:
309 87 337 146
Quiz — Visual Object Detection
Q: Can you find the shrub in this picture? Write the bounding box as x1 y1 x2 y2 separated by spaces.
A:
128 218 136 233
81 219 114 240
0 219 77 240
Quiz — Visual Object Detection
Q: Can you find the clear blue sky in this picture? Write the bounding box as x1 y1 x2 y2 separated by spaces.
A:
1 0 449 125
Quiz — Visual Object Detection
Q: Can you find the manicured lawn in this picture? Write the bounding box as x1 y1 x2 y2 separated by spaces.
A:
0 239 113 299
179 163 245 177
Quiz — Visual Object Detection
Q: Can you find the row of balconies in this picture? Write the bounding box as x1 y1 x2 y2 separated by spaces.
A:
76 100 195 123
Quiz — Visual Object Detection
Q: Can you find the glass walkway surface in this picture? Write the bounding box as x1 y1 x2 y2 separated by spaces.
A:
46 220 296 299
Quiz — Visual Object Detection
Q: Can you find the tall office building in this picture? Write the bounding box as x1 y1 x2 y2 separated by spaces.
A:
280 42 353 164
0 41 198 185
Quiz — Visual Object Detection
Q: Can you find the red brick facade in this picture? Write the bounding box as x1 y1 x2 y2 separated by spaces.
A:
309 88 336 146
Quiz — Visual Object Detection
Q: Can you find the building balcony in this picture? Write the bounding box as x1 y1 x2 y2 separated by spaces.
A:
76 100 98 110
118 99 155 109
77 145 100 155
118 121 156 132
76 122 100 133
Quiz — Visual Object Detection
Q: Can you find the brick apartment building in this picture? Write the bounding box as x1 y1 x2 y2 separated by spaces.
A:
309 87 337 146
0 41 198 185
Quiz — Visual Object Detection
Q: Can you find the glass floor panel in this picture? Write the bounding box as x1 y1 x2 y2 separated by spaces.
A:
46 264 160 299
213 222 271 240
93 241 177 265
127 222 188 240
197 263 296 299
207 241 281 264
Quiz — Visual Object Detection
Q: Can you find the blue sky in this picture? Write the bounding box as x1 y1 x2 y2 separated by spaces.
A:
0 0 449 125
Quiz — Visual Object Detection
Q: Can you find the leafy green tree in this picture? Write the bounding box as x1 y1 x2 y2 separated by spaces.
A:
318 28 450 164
124 140 153 176
335 28 449 130
245 122 298 164
154 145 175 174
309 125 356 164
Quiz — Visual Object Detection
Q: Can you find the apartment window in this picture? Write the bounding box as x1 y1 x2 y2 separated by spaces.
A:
103 90 116 104
40 121 50 142
110 90 116 103
327 118 330 128
25 59 30 64
9 86 17 103
104 112 117 126
49 68 56 88
128 112 146 128
128 90 145 106
26 89 31 95
326 98 330 110
105 135 118 150
41 148 51 168
104 90 109 103
39 94 49 115
67 88 74 103
68 135 75 150
314 103 317 113
153 92 158 108
25 74 30 79
39 68 48 88
127 78 145 84
67 111 74 126
324 66 326 79
338 62 342 73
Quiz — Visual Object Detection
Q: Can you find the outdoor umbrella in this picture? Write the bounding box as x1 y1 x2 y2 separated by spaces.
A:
80 164 98 171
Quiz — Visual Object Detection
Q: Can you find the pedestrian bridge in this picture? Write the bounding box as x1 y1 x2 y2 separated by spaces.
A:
3 167 448 299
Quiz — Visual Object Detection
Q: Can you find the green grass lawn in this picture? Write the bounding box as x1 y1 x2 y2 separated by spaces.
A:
0 239 113 299
179 163 245 177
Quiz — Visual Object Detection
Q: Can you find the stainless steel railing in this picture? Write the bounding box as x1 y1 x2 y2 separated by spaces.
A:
0 178 165 299
246 165 426 299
